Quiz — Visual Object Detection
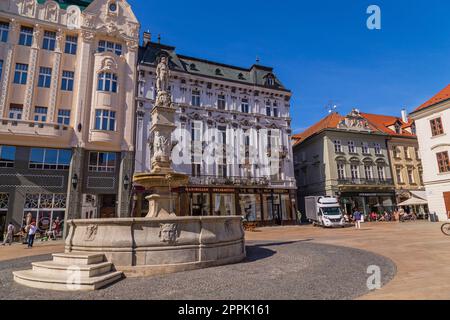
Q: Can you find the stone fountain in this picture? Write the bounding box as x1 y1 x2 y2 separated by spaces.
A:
12 55 246 291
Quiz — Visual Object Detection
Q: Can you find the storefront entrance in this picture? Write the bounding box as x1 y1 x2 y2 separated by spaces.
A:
100 194 116 219
0 213 6 241
444 192 450 219
339 192 396 216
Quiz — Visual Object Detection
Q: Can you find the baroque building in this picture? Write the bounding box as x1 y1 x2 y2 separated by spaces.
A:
135 37 297 225
0 0 139 238
293 110 396 218
410 84 450 221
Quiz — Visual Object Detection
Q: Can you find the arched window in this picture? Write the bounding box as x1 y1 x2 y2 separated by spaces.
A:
97 72 117 93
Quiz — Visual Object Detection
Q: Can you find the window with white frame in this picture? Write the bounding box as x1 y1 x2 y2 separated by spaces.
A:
266 103 271 116
89 152 116 172
396 167 403 183
94 110 116 131
374 143 382 155
8 105 23 120
348 141 356 153
97 72 117 92
273 107 279 117
42 30 56 51
14 63 28 85
377 165 385 180
415 147 420 160
29 148 72 170
351 164 359 179
61 71 74 91
217 94 226 110
19 26 33 46
0 146 15 168
57 109 71 125
98 40 122 56
191 121 203 167
0 22 9 43
362 142 370 154
364 165 373 180
191 90 200 106
38 67 52 88
334 140 342 153
34 106 48 122
408 168 415 184
337 163 345 179
23 194 66 234
64 35 78 55
241 99 249 113
404 146 411 159
394 146 402 158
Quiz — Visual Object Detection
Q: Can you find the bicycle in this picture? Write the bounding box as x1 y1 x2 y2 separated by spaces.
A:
442 223 450 236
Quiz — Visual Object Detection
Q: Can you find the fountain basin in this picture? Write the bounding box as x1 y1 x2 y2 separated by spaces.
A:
65 216 246 277
133 172 189 189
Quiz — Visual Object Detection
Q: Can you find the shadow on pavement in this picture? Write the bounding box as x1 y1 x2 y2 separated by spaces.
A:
244 240 314 263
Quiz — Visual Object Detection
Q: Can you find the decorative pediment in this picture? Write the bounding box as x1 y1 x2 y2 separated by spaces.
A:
19 0 36 17
45 1 59 23
99 56 119 73
67 5 81 29
338 109 371 131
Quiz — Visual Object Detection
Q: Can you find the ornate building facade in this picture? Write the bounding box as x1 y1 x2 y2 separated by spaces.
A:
135 39 297 225
0 0 139 238
293 110 396 218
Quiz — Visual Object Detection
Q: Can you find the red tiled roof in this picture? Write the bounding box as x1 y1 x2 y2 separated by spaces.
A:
414 84 450 112
292 112 343 146
360 112 415 138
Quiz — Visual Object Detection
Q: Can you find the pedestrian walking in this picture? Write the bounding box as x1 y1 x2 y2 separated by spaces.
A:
27 222 37 248
2 222 15 246
353 209 362 230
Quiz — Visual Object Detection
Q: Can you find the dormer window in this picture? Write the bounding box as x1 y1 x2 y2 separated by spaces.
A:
265 74 275 86
215 68 222 76
190 63 196 70
395 123 401 134
238 73 245 80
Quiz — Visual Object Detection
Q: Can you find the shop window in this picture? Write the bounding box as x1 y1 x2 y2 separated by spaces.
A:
213 194 235 216
23 193 66 236
89 152 116 172
29 148 72 170
0 146 15 168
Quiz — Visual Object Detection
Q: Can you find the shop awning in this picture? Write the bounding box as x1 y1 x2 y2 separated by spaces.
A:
398 197 428 206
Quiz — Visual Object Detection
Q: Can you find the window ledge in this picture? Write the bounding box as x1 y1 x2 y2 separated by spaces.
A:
431 133 446 139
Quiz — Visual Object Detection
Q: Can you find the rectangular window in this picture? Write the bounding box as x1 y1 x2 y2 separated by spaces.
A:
98 40 122 55
61 71 74 91
394 146 402 158
34 106 48 122
334 140 342 153
374 143 382 155
42 31 56 51
362 142 369 154
241 99 249 113
217 95 226 110
430 117 444 136
38 67 52 88
64 35 78 55
29 148 72 170
273 108 279 117
57 109 71 125
192 163 201 177
415 147 421 160
0 146 15 168
364 165 373 180
19 26 33 46
351 165 359 179
377 166 385 180
396 167 403 183
337 163 345 179
89 152 116 172
408 169 415 184
0 22 9 43
419 171 424 185
94 109 116 131
191 90 200 106
348 141 356 153
97 73 117 93
14 63 28 85
191 121 202 166
9 105 23 120
437 151 450 173
266 106 271 117
404 146 411 159
0 60 3 80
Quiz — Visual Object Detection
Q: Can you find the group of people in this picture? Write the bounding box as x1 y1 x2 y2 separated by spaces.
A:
346 207 418 229
2 215 62 248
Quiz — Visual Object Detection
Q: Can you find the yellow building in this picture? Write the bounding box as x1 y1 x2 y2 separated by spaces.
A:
0 0 139 238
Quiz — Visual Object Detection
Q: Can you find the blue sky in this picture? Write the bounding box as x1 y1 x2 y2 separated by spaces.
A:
129 0 450 133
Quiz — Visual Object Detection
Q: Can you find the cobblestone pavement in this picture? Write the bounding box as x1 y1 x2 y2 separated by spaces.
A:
0 240 395 300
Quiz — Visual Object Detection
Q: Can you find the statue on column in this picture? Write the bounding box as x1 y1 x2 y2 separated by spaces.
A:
156 56 169 93
153 131 169 159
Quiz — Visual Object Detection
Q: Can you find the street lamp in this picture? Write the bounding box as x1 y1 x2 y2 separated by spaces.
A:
123 175 130 190
71 174 78 190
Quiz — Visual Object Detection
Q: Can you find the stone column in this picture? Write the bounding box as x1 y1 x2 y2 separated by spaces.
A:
64 147 85 238
48 29 63 123
117 151 134 217
24 24 42 121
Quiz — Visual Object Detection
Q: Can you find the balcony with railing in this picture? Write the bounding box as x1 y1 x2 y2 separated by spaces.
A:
188 175 296 188
337 178 394 186
0 118 73 143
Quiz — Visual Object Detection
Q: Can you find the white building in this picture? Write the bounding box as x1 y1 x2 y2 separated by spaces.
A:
410 84 450 221
134 35 297 225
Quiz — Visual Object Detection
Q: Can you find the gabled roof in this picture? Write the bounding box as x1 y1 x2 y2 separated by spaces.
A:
292 112 343 146
138 42 290 92
360 112 416 138
37 0 94 11
413 84 450 113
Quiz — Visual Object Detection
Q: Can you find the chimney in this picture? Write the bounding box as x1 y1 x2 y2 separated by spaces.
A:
401 108 408 123
143 31 151 46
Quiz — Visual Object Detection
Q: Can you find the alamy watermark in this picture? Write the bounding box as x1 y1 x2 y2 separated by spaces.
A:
367 5 381 30
367 265 382 290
